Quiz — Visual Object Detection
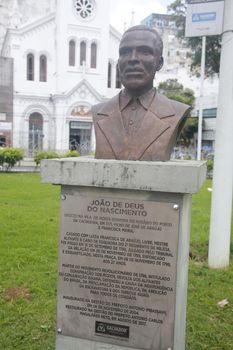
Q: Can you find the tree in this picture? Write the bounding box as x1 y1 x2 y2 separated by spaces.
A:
158 78 195 107
188 36 221 76
167 0 186 38
167 0 221 76
158 79 198 146
179 117 198 147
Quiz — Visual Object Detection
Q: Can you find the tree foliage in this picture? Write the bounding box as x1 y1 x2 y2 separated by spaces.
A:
158 79 198 145
167 0 186 37
180 117 198 146
167 0 221 76
158 78 195 108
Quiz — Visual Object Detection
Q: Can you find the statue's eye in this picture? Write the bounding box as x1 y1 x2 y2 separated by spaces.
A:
138 47 153 55
120 48 131 56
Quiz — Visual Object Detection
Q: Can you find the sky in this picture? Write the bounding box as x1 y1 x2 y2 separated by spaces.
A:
110 0 172 33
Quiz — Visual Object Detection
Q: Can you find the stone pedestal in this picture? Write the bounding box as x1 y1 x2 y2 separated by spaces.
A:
41 157 206 350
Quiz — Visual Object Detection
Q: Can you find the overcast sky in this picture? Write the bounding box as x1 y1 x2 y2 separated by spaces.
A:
110 0 173 33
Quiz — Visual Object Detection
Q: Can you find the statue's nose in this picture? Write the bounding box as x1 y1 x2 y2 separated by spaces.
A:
129 49 139 62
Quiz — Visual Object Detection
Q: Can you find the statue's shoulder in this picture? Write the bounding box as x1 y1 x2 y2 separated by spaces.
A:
92 94 120 117
157 92 191 115
92 102 105 118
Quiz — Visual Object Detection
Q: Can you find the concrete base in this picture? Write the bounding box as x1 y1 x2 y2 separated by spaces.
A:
41 157 206 350
41 157 206 194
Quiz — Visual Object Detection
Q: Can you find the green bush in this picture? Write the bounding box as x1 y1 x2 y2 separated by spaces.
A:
0 149 4 167
34 151 60 166
34 150 81 165
63 150 80 158
207 159 213 172
0 147 24 171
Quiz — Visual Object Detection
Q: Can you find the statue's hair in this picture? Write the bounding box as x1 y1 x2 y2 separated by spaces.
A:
122 25 163 55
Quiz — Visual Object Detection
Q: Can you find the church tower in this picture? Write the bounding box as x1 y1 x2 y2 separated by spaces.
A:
54 0 111 94
9 0 22 29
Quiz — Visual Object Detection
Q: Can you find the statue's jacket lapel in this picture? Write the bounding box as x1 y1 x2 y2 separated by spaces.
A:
127 93 176 160
96 95 127 158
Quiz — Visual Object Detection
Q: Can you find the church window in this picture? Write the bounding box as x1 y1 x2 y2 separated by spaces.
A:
80 41 86 66
39 55 47 82
107 62 112 88
115 65 121 89
90 42 97 68
74 0 95 19
69 40 76 66
27 53 34 81
29 112 43 156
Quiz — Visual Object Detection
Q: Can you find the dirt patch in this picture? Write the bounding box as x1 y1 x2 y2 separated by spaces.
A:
4 287 32 301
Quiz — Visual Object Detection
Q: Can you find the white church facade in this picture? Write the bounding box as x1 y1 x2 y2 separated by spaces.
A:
1 0 122 156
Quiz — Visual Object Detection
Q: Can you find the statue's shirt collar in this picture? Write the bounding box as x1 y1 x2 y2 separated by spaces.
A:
119 88 156 111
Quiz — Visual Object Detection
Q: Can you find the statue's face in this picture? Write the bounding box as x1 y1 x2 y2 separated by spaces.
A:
118 30 163 96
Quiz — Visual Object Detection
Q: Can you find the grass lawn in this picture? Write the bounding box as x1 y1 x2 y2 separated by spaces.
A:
0 173 232 349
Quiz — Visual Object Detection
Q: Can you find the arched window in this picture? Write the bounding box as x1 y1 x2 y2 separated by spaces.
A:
107 62 112 88
28 112 43 156
90 42 97 68
80 41 86 66
27 53 34 81
39 55 47 82
69 105 92 155
69 40 76 66
115 65 121 89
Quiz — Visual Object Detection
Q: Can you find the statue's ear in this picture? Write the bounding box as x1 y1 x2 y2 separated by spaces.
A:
156 56 164 71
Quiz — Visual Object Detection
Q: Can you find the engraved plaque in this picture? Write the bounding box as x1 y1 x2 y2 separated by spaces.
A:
57 193 180 350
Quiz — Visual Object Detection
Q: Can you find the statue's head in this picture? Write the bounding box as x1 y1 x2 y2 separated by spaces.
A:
118 25 164 96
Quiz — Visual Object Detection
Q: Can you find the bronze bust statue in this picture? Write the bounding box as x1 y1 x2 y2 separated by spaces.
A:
92 25 190 161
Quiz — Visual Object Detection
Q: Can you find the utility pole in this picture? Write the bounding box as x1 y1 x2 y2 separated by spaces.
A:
208 0 233 268
197 36 206 161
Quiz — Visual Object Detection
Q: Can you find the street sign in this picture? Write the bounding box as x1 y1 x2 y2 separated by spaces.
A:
192 12 216 22
0 122 12 131
185 0 224 37
187 0 224 3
